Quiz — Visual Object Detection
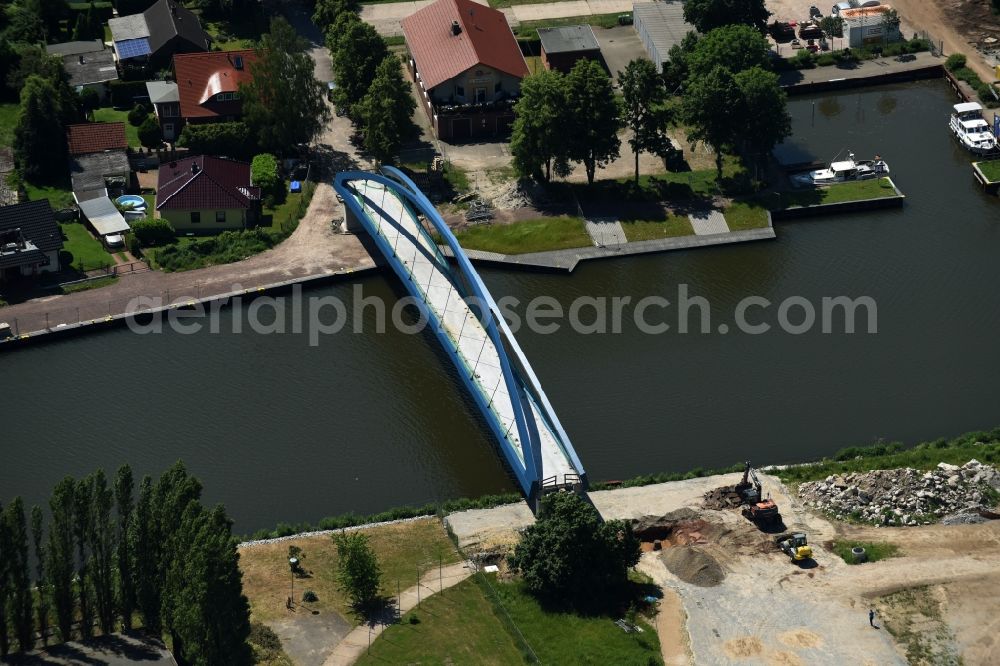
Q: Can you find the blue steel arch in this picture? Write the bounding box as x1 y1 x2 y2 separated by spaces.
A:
334 166 585 500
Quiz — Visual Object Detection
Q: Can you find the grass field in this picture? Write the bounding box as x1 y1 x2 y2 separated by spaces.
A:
62 276 118 294
493 578 663 664
513 14 622 40
976 159 1000 182
25 180 75 209
356 577 525 665
60 222 113 271
0 103 18 147
724 202 770 230
773 177 899 209
451 216 591 254
620 213 694 242
239 518 461 624
263 191 303 233
92 108 140 146
831 540 901 565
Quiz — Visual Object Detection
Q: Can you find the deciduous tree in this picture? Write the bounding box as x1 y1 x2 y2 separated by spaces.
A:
47 477 77 642
132 476 160 633
5 498 34 653
682 65 740 178
114 465 136 631
0 500 9 656
683 0 770 34
662 31 699 92
242 16 330 154
619 58 678 184
328 13 388 118
564 59 621 186
312 0 358 32
687 24 772 78
733 67 791 170
31 505 50 645
510 70 569 182
357 55 416 164
138 115 163 149
333 532 382 612
88 470 116 636
74 476 94 639
508 492 639 611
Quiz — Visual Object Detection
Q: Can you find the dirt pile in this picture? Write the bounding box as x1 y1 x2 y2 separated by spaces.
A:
660 546 725 587
632 508 709 548
798 460 1000 526
703 485 744 510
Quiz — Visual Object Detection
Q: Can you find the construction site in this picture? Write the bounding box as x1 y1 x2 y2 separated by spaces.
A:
446 462 1000 665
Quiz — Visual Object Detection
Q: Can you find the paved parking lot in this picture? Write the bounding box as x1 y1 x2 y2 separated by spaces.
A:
765 0 916 49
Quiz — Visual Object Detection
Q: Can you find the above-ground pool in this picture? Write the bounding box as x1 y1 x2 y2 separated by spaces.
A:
115 195 146 210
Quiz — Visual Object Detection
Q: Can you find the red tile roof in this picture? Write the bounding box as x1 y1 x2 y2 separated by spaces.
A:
402 0 528 90
156 155 260 210
173 49 256 119
66 123 128 155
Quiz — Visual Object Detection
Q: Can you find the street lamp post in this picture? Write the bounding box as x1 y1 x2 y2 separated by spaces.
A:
289 557 298 609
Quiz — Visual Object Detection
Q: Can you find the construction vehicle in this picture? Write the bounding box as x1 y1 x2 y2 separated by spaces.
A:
735 462 781 526
776 532 813 562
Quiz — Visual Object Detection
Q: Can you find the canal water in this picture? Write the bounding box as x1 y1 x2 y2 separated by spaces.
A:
3 80 999 532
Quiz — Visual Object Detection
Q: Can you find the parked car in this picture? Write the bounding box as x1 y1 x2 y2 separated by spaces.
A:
105 234 124 248
810 5 823 19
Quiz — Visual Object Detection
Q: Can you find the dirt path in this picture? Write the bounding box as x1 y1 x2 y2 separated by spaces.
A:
893 0 997 83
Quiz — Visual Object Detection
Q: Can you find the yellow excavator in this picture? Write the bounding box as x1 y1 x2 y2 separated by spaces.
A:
776 532 813 562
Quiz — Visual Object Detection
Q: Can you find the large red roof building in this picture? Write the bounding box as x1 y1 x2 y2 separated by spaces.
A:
402 0 528 141
155 155 260 232
173 49 256 124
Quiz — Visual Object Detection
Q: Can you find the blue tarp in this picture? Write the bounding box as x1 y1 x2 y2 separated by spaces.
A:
290 180 301 193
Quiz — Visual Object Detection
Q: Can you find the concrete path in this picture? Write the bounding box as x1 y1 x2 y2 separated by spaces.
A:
778 51 941 90
688 210 729 236
585 217 628 246
362 0 634 36
321 561 474 665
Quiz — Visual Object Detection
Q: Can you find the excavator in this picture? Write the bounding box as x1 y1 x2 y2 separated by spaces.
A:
734 461 781 527
776 532 813 563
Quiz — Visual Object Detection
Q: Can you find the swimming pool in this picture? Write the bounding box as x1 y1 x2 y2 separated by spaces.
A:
115 195 146 210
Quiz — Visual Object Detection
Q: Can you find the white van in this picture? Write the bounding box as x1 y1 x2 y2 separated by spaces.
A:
831 2 852 16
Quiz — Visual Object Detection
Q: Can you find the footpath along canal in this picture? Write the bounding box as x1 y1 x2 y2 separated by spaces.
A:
2 80 999 533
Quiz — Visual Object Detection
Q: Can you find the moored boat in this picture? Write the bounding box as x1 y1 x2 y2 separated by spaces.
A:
791 152 890 187
949 102 999 155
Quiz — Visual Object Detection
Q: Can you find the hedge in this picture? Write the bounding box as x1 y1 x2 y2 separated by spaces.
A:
177 122 253 160
130 217 175 247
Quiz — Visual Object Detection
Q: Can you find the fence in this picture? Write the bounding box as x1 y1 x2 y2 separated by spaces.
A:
916 30 945 57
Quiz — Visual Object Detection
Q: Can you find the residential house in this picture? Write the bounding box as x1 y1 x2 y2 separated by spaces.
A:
108 0 210 71
155 156 260 232
66 123 133 202
146 80 181 142
402 0 528 141
172 49 256 132
0 200 63 282
46 40 119 103
537 25 602 74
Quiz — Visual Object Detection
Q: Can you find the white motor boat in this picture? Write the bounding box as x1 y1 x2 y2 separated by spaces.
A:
791 152 890 187
949 102 999 155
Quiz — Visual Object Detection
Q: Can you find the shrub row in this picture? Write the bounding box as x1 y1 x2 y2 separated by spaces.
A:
781 39 930 70
947 60 1000 108
154 228 284 272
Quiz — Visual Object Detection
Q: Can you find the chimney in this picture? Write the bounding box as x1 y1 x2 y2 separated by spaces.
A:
451 20 461 35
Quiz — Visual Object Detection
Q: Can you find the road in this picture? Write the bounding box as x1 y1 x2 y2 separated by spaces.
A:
361 0 634 36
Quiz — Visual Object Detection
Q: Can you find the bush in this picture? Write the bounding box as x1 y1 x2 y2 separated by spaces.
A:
787 49 815 69
334 532 382 612
137 116 162 149
153 228 282 272
251 153 283 203
177 122 253 160
302 590 318 603
816 53 836 67
945 53 967 71
130 217 175 247
127 103 148 126
126 232 141 257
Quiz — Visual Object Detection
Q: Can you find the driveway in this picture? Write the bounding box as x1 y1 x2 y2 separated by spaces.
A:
594 25 649 83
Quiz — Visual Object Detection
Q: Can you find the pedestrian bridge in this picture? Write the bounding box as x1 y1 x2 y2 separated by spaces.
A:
333 167 586 503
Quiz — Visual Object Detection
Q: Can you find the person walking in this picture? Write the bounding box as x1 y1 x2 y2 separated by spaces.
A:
869 608 877 628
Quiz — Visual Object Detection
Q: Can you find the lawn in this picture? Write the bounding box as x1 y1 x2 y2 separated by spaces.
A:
975 159 1000 182
491 578 663 665
525 55 545 75
25 180 75 209
263 192 303 232
239 518 461 624
513 14 623 40
62 276 118 294
0 102 18 147
202 11 265 51
620 213 694 242
60 222 114 271
773 177 899 209
451 216 592 254
92 108 139 147
356 577 525 665
831 540 901 565
723 202 770 231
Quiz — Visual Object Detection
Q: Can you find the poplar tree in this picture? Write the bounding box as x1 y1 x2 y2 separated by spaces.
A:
357 56 415 164
31 505 50 646
74 476 94 638
132 476 161 633
47 478 76 642
89 470 116 635
115 465 136 631
6 498 34 652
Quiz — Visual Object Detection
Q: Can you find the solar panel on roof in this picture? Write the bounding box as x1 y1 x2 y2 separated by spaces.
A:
115 38 152 60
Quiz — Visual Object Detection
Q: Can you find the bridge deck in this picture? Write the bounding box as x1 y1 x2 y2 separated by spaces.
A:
348 178 579 491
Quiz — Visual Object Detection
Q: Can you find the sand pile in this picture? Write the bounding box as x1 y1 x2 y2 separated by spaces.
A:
660 546 725 587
